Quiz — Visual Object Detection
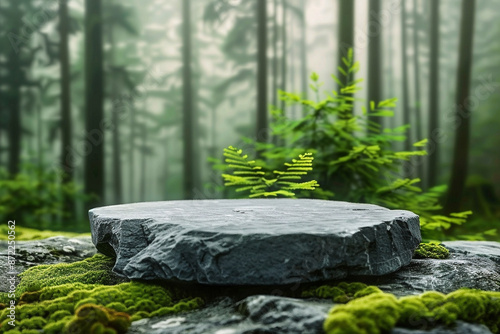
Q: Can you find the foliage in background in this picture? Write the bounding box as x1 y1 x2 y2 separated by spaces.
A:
0 164 88 231
213 50 487 240
221 146 318 198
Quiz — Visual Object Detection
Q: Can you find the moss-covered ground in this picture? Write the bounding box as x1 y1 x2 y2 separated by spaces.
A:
303 282 500 334
0 225 90 241
0 254 204 334
2 238 497 334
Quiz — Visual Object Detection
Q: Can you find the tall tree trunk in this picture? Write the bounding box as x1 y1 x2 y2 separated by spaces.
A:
7 2 22 176
300 0 308 115
84 0 105 210
128 102 136 202
444 0 476 214
7 58 21 176
36 99 43 169
272 0 279 108
337 0 354 118
412 0 424 178
191 3 202 195
182 0 196 198
140 122 147 202
210 101 217 159
427 0 440 188
108 22 122 204
337 0 354 66
272 0 285 145
279 0 287 114
59 0 75 217
401 0 411 152
290 13 296 119
256 0 268 143
208 69 218 160
367 0 383 132
386 17 396 130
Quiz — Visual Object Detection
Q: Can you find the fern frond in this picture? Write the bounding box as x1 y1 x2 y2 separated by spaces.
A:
376 178 422 194
221 147 318 198
249 190 297 198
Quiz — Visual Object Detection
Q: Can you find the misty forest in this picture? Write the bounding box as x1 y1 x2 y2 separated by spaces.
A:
3 1 500 334
0 0 499 241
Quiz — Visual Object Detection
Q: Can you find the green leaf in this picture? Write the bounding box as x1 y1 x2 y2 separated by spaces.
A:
413 138 428 147
338 66 347 77
331 74 343 88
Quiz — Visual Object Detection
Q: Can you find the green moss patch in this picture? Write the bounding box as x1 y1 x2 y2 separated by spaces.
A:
301 282 382 303
323 287 500 334
0 226 89 241
9 254 121 301
62 303 131 334
414 243 450 259
0 254 204 334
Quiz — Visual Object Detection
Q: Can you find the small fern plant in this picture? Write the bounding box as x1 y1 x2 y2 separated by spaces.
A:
221 146 319 198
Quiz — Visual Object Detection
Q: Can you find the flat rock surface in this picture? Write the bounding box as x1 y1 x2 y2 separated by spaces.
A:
89 199 421 285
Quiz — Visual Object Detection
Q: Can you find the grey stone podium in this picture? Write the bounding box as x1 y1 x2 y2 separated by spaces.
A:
89 199 421 285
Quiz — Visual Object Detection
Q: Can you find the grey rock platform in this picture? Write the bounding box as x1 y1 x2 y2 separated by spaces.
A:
89 199 421 285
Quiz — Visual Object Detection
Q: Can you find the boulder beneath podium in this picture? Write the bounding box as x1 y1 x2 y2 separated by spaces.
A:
89 199 421 285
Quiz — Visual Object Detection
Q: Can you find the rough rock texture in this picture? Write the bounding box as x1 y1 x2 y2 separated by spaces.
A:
128 296 331 334
371 241 500 296
391 321 492 334
0 236 95 292
443 241 500 264
127 241 500 333
5 234 500 333
89 199 421 285
128 295 492 334
237 295 330 333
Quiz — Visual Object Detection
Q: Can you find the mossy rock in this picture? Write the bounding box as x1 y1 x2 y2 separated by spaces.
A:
301 282 382 303
0 226 89 241
414 242 450 259
323 288 500 334
301 281 500 333
63 303 130 334
11 253 121 300
0 254 204 334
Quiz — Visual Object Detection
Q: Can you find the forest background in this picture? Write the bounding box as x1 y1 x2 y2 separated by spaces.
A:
0 0 498 239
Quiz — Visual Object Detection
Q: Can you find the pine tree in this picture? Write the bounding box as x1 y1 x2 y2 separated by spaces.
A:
445 0 476 214
84 0 105 210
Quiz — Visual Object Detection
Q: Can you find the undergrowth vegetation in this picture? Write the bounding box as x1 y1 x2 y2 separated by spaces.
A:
213 50 494 241
0 164 88 231
302 282 500 334
0 254 204 334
